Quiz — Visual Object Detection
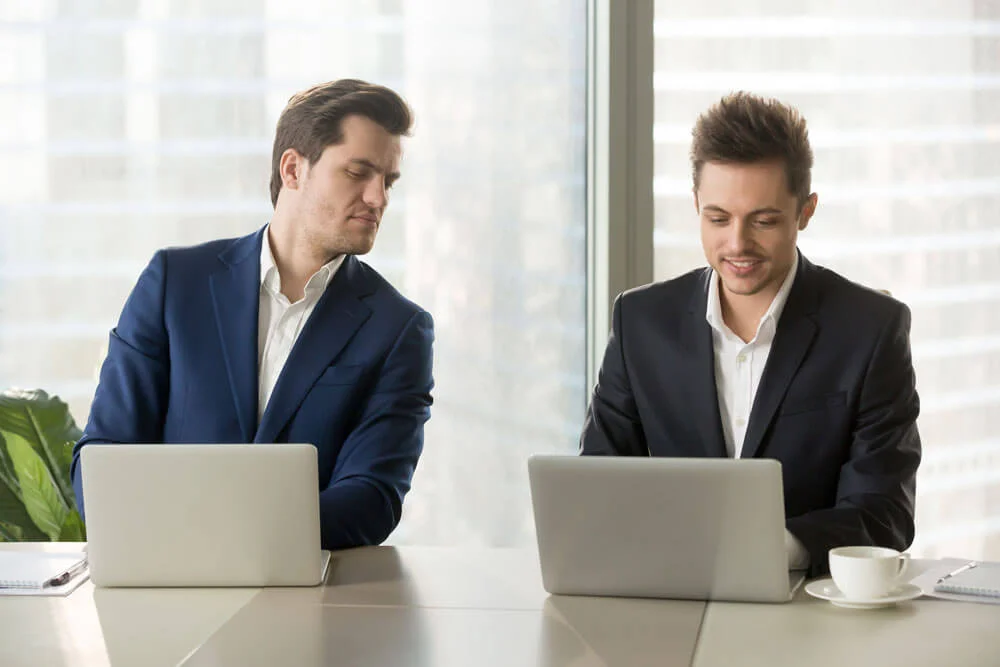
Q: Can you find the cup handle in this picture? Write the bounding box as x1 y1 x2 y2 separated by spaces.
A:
897 553 911 581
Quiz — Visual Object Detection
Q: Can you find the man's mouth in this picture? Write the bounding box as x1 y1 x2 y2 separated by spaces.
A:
725 258 763 268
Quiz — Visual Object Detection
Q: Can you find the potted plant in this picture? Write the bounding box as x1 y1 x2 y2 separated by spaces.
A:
0 389 85 542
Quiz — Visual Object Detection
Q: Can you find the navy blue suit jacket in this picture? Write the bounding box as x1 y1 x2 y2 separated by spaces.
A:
71 227 434 550
581 253 920 576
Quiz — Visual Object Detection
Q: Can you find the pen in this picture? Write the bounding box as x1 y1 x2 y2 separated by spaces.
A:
936 561 978 584
46 560 88 588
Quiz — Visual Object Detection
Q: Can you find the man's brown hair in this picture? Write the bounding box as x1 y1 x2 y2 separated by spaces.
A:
691 91 813 209
269 79 413 207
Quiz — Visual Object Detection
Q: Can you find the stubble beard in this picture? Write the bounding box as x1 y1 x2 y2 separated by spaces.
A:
325 226 377 257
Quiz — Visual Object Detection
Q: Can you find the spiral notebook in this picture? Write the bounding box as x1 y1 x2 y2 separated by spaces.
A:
0 552 87 590
934 562 1000 598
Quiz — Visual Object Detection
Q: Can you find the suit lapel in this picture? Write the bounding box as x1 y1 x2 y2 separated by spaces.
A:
255 255 374 444
740 254 820 460
681 269 728 459
209 228 265 442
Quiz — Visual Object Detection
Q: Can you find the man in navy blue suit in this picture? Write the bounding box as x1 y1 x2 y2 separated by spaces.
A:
581 92 921 576
72 79 434 550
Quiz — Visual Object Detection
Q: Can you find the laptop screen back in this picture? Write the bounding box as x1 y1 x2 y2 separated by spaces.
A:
528 455 794 602
81 443 324 587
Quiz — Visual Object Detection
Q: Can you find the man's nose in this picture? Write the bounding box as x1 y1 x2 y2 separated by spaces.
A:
725 218 753 253
363 177 388 209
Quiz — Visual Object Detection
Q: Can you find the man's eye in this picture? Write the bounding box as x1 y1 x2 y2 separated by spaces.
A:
709 218 727 225
756 218 778 226
347 170 365 179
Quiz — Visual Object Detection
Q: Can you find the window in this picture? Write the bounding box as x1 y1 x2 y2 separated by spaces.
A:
0 0 588 547
654 1 1000 558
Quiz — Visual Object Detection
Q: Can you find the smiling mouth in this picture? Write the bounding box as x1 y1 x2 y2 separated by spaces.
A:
724 258 763 269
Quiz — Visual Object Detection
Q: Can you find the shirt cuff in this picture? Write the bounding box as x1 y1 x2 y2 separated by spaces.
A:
785 529 810 570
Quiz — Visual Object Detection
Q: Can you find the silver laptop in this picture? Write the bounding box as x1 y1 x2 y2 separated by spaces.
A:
527 455 805 603
81 444 330 587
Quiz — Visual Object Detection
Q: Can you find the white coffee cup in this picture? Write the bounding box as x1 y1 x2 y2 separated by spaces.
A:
828 546 910 600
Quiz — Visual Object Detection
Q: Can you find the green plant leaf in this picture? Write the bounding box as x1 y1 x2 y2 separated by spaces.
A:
24 407 74 511
0 389 81 541
0 520 23 542
4 429 68 541
0 438 16 489
0 389 82 473
0 389 84 516
58 510 85 542
0 461 46 542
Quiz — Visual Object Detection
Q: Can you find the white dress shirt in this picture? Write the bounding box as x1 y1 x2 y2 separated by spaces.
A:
705 253 797 459
705 253 810 569
257 229 345 422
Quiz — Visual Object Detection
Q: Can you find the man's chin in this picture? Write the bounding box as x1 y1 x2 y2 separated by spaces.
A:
720 277 770 297
338 238 376 257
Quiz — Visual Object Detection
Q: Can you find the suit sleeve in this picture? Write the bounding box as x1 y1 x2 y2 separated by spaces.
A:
317 310 434 550
580 294 648 456
786 302 921 576
70 251 171 518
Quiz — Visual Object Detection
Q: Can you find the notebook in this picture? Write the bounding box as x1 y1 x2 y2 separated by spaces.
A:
0 552 87 590
934 562 1000 598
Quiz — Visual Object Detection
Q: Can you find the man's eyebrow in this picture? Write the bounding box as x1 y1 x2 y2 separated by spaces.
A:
701 205 783 216
349 158 401 180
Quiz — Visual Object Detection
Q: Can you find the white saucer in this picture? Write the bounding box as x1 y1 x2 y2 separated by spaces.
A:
804 579 923 609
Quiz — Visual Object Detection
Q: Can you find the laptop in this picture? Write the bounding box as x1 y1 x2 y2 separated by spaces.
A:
527 455 805 603
81 443 330 587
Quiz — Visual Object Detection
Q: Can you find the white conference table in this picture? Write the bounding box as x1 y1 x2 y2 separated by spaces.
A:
3 543 999 666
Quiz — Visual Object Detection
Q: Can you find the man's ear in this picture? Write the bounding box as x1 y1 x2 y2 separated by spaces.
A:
798 193 818 231
280 149 306 191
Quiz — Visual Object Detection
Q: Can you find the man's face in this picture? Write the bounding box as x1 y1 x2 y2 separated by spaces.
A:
696 160 816 304
295 114 402 257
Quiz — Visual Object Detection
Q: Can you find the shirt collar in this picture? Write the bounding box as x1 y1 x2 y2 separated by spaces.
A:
260 224 344 296
705 251 799 342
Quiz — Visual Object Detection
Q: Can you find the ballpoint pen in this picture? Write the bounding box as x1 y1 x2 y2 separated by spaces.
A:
47 559 88 588
936 561 978 585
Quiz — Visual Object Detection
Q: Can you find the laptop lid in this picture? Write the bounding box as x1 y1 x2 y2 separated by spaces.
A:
527 455 799 603
81 444 326 587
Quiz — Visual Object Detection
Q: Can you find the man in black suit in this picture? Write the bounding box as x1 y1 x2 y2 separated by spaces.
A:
581 92 920 576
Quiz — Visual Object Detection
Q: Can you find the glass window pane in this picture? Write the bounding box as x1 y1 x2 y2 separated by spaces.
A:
654 1 1000 558
0 0 588 547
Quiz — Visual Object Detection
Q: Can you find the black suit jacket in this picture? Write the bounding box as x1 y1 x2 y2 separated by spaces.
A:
581 253 921 576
